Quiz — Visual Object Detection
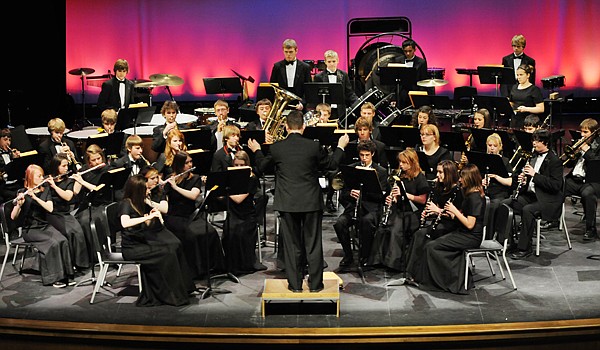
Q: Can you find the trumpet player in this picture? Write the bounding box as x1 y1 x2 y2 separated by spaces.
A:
209 100 238 150
369 148 428 271
333 140 389 268
38 117 80 173
497 129 563 259
563 118 600 241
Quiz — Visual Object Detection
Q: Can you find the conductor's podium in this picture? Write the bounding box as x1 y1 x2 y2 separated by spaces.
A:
261 275 341 317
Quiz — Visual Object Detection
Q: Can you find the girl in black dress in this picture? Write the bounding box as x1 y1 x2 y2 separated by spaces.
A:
119 175 195 306
11 164 74 287
46 153 90 270
509 64 544 129
153 129 186 178
221 151 267 274
369 147 429 270
163 151 225 279
410 105 438 129
409 163 486 294
418 124 452 182
483 133 512 230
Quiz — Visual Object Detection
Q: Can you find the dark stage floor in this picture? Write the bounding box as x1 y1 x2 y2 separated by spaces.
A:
1 191 599 332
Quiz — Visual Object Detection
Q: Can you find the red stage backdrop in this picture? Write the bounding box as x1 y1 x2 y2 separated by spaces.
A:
66 0 600 104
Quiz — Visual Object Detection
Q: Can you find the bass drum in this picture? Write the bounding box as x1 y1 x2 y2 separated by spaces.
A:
344 87 385 127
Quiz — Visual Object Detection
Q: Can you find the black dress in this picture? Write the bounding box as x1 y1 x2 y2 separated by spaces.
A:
163 174 225 279
509 84 543 129
222 174 261 274
46 178 90 269
369 173 430 270
409 191 485 294
118 200 195 306
18 186 74 285
421 146 452 182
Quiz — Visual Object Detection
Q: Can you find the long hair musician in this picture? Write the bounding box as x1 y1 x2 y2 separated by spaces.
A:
418 124 452 182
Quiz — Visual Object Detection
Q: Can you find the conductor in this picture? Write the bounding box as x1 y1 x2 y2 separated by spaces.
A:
248 111 349 292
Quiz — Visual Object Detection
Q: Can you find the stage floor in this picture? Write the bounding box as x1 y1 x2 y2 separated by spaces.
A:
1 190 599 331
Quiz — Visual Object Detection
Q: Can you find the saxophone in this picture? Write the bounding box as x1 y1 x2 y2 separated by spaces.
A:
263 84 302 142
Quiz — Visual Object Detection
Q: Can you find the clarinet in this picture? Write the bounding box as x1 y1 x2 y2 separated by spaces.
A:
380 170 401 227
510 148 534 200
431 185 460 232
419 187 436 229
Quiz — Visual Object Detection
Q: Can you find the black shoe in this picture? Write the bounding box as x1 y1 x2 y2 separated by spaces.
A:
326 200 336 213
339 256 354 267
540 220 559 230
310 284 324 293
287 285 302 293
583 229 598 241
509 248 532 259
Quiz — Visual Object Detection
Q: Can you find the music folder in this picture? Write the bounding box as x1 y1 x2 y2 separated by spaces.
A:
338 164 383 198
87 131 125 159
440 131 467 153
116 106 156 132
378 126 420 149
466 151 509 178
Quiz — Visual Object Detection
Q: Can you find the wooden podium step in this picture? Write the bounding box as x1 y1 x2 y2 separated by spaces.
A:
261 279 340 317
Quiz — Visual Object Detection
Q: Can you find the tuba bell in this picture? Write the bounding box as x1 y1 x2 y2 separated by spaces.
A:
263 84 302 142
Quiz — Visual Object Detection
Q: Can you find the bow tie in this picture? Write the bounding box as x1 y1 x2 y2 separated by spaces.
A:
327 71 336 76
118 80 126 84
284 60 295 66
514 55 523 59
405 58 414 62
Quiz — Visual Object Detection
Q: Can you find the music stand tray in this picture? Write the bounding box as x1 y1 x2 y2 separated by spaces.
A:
466 151 509 178
304 82 344 108
379 66 417 89
338 165 383 195
116 106 156 132
378 126 420 149
203 77 243 95
473 95 515 126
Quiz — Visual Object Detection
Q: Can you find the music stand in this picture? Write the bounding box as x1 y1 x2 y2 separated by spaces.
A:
256 83 276 103
304 82 344 117
473 95 515 128
416 151 436 181
379 65 417 107
466 151 509 178
5 152 43 186
411 94 453 109
96 167 130 202
8 125 35 152
188 149 214 176
203 77 243 99
440 131 467 154
240 129 265 147
116 106 156 133
379 126 421 150
470 128 514 154
180 128 212 150
302 125 343 146
513 130 534 152
477 66 516 97
338 164 383 283
87 132 125 160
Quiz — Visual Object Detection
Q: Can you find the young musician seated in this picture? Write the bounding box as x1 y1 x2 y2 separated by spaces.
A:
410 105 438 129
37 118 80 173
109 135 150 200
153 129 187 178
151 100 180 153
483 133 513 230
0 128 22 202
211 124 242 173
419 124 452 182
246 98 272 131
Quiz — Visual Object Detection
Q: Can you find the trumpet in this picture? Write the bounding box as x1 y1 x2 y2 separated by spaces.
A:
61 142 82 170
560 128 599 166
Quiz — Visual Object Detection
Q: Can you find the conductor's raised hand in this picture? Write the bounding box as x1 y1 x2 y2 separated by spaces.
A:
247 138 261 153
337 133 350 149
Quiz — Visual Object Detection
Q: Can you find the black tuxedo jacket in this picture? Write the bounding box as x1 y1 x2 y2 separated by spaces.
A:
37 138 79 173
313 69 358 108
254 133 344 212
518 150 564 219
269 59 312 102
339 161 390 215
501 53 536 97
97 77 136 111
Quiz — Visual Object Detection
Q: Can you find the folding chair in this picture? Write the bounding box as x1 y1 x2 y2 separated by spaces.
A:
0 202 40 284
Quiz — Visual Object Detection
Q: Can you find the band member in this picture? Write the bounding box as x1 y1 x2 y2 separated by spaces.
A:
151 100 180 153
246 98 272 131
153 128 187 178
110 135 149 177
11 164 74 288
100 108 118 134
38 118 80 173
509 64 544 129
406 164 486 294
221 151 267 274
563 118 600 240
333 139 389 268
358 102 381 141
523 114 541 133
354 117 388 167
247 111 349 292
46 153 90 270
0 128 21 201
209 100 237 150
97 58 136 112
369 148 429 270
459 108 492 166
119 174 196 306
501 34 536 97
419 124 452 182
211 124 242 172
313 49 358 119
498 129 563 259
269 38 312 111
483 133 513 229
410 105 438 129
163 151 225 279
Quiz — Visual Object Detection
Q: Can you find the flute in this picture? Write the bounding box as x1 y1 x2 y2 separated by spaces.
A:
12 177 51 205
159 166 196 186
70 163 106 178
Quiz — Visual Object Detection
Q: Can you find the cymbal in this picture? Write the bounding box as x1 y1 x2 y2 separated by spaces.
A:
417 79 449 87
149 74 184 86
135 81 166 88
69 67 95 76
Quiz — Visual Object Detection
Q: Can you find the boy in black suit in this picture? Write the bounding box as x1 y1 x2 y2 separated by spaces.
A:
97 58 136 112
269 38 312 111
501 34 536 97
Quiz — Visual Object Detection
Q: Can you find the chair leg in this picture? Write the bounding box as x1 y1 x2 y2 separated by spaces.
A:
91 262 109 304
561 203 572 250
12 245 20 265
536 218 541 256
0 246 11 282
464 252 470 291
136 264 142 293
256 224 262 263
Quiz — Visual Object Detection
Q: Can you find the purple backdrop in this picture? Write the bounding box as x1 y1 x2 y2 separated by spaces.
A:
66 0 600 104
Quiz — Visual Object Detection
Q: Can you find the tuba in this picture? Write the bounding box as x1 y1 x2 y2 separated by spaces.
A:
263 84 302 142
331 171 344 190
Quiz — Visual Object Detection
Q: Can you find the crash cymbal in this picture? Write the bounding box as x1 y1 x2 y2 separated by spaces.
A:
135 81 166 88
68 67 95 76
149 74 184 86
417 78 449 87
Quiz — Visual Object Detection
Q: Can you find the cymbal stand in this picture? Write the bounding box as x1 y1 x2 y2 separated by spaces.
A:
165 86 175 102
79 75 93 126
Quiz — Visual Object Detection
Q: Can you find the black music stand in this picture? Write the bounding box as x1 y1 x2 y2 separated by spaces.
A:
8 125 35 152
338 164 383 283
180 128 212 150
473 95 515 128
440 131 467 155
240 130 265 147
304 82 344 118
4 152 43 188
470 128 514 154
477 66 516 97
203 77 243 99
116 106 156 133
513 130 534 151
380 65 417 107
379 126 421 150
188 149 214 176
303 125 346 146
87 131 125 160
256 83 276 103
416 151 436 181
466 151 509 178
411 94 453 109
